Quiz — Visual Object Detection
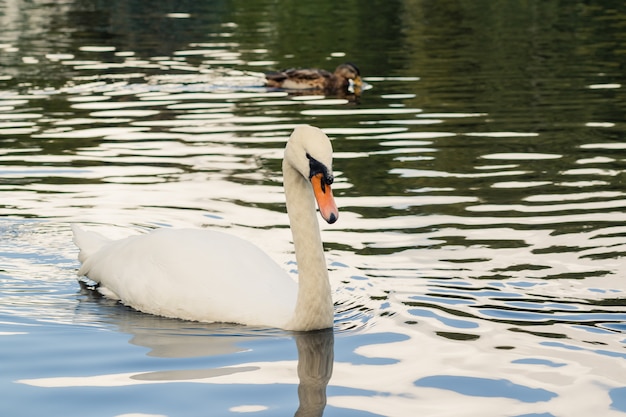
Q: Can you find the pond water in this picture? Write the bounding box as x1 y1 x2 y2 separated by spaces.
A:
2 0 626 416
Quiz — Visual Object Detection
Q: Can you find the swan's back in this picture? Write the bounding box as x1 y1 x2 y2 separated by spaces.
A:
73 226 297 327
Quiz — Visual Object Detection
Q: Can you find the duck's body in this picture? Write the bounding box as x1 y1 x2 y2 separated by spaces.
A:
73 125 339 331
265 63 362 95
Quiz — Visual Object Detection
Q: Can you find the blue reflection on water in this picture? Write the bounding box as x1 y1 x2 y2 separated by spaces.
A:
508 281 541 288
609 387 626 412
541 341 626 360
408 308 479 329
481 308 626 323
602 322 626 332
326 399 385 417
506 301 578 311
410 295 474 306
21 383 299 417
540 341 583 352
414 375 557 403
571 324 614 335
334 332 409 365
593 349 626 360
511 358 566 368
436 288 523 298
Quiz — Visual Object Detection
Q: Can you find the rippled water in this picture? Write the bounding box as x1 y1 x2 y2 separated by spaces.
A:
2 1 626 416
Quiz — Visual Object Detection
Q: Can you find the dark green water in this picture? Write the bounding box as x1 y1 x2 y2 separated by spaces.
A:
2 1 626 416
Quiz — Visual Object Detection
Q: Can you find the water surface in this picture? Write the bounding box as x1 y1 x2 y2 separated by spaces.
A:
2 1 626 416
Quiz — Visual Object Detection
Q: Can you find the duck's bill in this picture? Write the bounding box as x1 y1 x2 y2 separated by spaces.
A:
348 77 371 94
348 78 361 94
311 173 339 224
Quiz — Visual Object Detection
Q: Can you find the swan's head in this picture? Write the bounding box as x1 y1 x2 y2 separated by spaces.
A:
286 125 339 224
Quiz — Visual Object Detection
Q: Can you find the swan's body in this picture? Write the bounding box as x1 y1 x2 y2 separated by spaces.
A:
73 125 339 331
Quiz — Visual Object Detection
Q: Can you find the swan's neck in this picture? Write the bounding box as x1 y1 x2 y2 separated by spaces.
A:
283 160 333 331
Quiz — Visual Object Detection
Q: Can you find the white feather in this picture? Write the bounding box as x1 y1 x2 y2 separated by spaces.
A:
72 125 337 331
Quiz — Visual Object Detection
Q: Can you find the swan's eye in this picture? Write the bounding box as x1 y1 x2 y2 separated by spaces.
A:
306 153 333 185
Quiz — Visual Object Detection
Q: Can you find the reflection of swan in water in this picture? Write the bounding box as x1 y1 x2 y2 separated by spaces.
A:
294 329 334 417
72 294 334 416
131 326 335 417
72 125 339 331
128 327 334 417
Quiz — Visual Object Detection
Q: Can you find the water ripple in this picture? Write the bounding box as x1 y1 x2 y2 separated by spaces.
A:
2 14 626 415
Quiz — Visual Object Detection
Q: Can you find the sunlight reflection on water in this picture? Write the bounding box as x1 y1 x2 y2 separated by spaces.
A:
2 1 626 416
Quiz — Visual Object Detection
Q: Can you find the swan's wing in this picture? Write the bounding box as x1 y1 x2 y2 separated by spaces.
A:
76 228 297 327
72 224 111 263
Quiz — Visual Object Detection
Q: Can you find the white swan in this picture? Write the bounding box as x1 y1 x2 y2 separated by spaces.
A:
72 125 339 331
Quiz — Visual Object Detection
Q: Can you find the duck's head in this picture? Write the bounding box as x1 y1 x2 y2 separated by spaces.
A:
334 63 363 92
285 125 338 224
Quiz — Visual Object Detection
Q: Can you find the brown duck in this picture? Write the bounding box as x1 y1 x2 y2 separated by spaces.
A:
265 63 363 95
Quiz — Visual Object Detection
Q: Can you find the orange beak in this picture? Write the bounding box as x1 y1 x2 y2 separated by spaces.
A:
311 173 338 224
